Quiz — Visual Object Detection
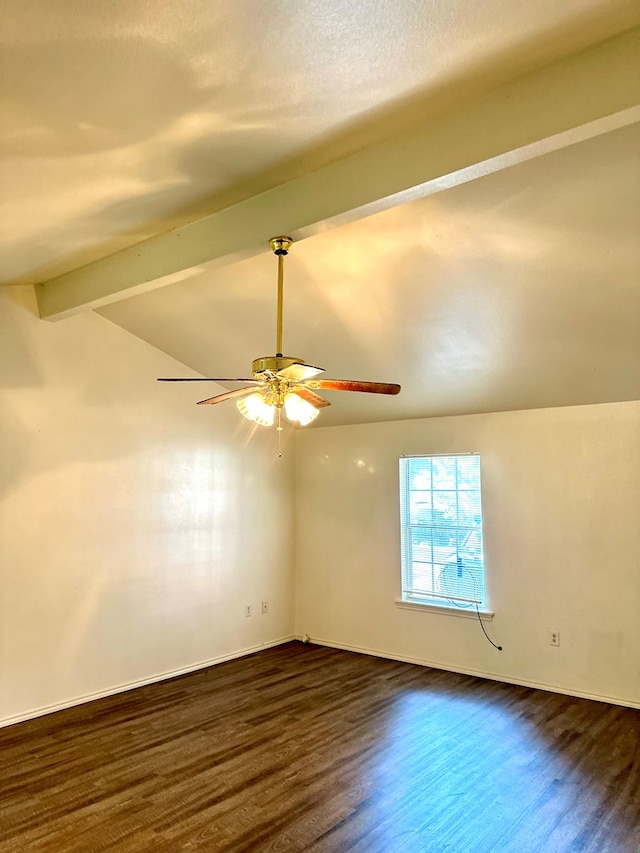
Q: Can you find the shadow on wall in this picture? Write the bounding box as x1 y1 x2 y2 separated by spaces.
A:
0 288 183 498
0 286 273 502
0 402 31 501
0 288 42 387
0 290 42 497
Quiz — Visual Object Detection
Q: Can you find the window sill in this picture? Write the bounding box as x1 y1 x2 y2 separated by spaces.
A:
395 599 494 620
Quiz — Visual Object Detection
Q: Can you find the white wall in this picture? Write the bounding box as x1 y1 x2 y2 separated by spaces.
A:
3 285 637 723
0 287 295 726
294 403 640 707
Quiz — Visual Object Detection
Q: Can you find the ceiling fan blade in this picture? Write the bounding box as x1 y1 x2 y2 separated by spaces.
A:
313 379 401 395
158 377 255 382
294 387 332 409
276 362 325 382
197 385 262 406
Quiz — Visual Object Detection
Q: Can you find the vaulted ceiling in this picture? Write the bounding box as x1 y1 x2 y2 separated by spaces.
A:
2 1 639 426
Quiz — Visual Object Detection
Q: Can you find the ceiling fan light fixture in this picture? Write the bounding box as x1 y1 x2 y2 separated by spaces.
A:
284 392 320 426
158 235 400 432
237 392 275 427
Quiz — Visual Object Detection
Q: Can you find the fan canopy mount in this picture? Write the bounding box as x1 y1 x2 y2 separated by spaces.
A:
268 235 292 255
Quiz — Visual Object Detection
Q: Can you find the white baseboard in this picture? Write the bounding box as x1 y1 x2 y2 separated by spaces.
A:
296 635 640 710
5 633 636 728
0 636 295 729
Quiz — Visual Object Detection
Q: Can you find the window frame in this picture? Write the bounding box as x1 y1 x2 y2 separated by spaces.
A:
398 452 490 615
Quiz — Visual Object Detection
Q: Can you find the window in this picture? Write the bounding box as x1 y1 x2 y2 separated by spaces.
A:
399 454 486 611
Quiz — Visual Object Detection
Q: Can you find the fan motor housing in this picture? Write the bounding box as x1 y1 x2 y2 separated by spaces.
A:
252 355 304 377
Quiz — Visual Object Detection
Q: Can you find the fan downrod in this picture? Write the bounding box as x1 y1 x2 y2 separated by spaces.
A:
270 236 293 356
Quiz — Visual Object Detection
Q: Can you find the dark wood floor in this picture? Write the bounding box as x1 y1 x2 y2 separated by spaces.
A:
1 642 639 852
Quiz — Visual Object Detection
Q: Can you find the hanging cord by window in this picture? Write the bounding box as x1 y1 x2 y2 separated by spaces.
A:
439 559 502 650
475 603 502 650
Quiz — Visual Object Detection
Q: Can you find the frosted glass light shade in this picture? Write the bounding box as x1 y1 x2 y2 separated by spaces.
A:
284 392 320 426
237 393 275 426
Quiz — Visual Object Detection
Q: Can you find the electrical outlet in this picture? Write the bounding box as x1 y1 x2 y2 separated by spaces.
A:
549 630 560 647
245 604 252 617
261 600 268 614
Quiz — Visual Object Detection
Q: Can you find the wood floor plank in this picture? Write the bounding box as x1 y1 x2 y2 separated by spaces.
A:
1 642 638 852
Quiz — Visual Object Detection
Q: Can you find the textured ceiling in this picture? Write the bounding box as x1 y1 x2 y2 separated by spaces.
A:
1 1 639 426
2 0 638 283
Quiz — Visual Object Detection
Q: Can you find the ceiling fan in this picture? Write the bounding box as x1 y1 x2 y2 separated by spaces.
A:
158 236 401 427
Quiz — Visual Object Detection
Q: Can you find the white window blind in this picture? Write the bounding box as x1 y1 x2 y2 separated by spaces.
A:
399 454 486 610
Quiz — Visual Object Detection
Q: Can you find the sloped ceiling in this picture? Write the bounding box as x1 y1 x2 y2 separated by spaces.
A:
2 1 639 426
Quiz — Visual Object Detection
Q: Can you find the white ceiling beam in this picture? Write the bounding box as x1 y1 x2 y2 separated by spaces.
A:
36 27 640 320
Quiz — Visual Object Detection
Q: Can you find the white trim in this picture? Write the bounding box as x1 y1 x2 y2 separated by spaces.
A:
6 633 637 728
400 452 479 458
296 636 640 710
395 599 494 620
0 636 295 729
